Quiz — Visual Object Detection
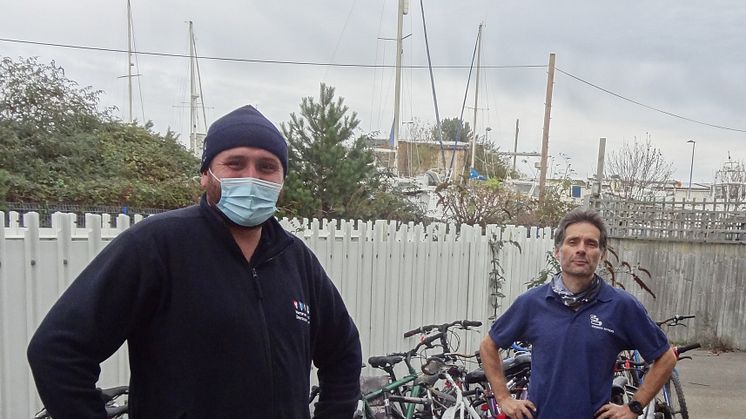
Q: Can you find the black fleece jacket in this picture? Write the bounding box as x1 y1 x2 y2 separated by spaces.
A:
27 197 362 418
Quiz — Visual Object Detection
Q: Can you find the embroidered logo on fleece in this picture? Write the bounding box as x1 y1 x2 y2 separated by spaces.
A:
293 300 310 324
590 314 615 334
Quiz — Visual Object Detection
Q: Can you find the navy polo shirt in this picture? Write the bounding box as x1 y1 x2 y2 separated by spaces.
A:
489 278 669 419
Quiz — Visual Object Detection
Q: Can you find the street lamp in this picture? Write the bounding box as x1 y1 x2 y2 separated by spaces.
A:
686 140 696 200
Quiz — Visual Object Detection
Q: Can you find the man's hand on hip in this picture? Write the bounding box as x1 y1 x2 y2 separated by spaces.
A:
594 402 639 419
498 397 536 419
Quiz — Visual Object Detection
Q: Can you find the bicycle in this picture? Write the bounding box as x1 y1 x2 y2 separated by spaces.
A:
460 343 531 419
613 342 700 419
613 314 700 419
421 356 481 419
356 320 482 419
656 315 699 419
405 321 486 413
355 332 445 418
33 386 128 419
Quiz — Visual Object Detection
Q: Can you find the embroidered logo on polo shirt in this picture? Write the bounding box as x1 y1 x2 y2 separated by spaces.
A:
293 300 311 324
590 314 615 334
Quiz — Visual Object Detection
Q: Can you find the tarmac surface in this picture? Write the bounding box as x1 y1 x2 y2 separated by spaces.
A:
673 349 746 418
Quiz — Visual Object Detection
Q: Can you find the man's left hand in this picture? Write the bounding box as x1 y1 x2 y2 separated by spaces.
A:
594 402 639 419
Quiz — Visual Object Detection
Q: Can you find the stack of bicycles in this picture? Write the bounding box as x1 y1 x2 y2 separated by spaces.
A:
354 319 531 419
612 314 701 419
355 313 701 419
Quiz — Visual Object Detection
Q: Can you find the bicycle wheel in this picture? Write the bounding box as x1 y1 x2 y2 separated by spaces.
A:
662 374 688 419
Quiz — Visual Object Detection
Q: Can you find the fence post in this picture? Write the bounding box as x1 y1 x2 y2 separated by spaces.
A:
22 212 40 416
0 212 6 419
86 214 103 260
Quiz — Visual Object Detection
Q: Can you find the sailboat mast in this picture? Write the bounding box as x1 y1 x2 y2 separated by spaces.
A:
393 0 407 174
127 0 133 123
189 21 198 154
470 23 483 172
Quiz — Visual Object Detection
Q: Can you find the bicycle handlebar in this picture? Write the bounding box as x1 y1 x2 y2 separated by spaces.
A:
403 319 482 338
656 314 695 327
417 332 445 350
675 343 701 356
616 343 702 372
402 331 446 369
390 331 444 358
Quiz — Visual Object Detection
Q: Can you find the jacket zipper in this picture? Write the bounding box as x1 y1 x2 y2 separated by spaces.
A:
251 267 264 300
251 267 275 413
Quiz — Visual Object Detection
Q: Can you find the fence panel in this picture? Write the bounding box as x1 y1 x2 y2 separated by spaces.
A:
2 211 553 419
4 209 744 419
610 238 746 349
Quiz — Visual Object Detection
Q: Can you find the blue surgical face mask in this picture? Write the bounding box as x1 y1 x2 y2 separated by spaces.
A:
209 169 283 227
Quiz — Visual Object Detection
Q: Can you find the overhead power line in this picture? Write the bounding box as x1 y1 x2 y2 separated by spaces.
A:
556 67 746 133
3 37 743 133
0 37 544 70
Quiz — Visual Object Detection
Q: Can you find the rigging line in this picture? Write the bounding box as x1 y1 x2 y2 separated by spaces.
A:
418 0 447 173
0 38 546 70
130 10 146 123
448 25 480 177
377 42 388 131
323 0 359 82
479 33 494 136
369 1 386 132
406 9 415 135
404 11 414 177
192 31 208 129
556 67 746 133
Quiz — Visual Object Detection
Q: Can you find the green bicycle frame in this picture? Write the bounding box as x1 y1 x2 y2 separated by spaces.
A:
362 373 426 418
361 332 444 418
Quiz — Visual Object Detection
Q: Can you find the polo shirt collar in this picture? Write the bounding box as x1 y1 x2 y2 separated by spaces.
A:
596 277 615 302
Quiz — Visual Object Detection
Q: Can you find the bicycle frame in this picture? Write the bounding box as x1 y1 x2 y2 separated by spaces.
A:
661 367 675 400
360 374 426 419
660 368 682 416
440 371 481 419
359 332 446 418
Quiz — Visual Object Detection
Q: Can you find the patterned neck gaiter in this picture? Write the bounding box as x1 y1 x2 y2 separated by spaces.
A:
551 272 602 310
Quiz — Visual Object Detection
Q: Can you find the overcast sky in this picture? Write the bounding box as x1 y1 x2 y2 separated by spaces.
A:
2 0 744 183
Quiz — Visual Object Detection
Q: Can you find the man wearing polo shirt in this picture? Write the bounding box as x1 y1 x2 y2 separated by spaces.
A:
480 208 677 418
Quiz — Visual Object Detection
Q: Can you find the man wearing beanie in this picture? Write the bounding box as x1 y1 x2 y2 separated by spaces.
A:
28 105 363 419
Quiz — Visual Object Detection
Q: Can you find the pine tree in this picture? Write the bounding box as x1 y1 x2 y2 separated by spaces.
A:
281 83 378 219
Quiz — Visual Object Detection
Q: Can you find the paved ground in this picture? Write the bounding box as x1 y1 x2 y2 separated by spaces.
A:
673 349 746 418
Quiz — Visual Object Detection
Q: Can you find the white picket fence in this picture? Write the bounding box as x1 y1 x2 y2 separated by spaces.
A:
0 211 554 419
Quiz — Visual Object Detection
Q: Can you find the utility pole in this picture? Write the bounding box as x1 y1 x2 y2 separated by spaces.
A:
594 138 606 197
512 118 520 174
392 0 408 175
687 139 696 199
538 53 556 203
127 0 133 123
470 23 483 172
591 137 606 208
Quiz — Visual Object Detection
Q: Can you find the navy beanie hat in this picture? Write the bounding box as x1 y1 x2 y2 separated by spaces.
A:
200 105 288 176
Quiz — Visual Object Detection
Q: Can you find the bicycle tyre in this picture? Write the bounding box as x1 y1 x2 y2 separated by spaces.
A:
663 373 688 419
